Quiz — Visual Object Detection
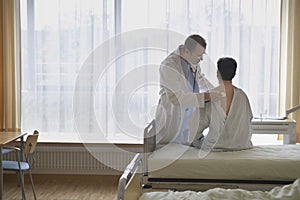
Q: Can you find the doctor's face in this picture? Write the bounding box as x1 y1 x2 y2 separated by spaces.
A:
188 44 206 65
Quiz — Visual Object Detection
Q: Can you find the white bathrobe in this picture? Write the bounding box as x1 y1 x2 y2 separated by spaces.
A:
192 87 253 151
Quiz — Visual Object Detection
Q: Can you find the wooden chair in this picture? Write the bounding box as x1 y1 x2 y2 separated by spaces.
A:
3 130 39 200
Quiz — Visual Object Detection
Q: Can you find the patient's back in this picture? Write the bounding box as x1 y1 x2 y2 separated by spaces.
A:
216 85 235 115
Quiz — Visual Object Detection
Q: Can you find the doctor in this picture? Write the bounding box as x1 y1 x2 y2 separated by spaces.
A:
155 34 221 145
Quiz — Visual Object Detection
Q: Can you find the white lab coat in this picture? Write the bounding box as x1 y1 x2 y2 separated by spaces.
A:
155 47 212 144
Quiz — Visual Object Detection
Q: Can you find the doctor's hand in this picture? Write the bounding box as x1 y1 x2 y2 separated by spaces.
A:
204 90 225 102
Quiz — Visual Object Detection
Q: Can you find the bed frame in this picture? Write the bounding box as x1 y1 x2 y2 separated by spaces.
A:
118 154 142 200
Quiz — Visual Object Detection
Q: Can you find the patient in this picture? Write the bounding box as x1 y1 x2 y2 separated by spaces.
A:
191 57 253 151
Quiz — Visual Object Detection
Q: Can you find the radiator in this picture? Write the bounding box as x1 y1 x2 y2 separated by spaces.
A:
3 145 140 175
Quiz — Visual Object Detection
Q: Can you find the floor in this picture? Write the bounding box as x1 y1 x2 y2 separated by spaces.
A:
3 174 119 200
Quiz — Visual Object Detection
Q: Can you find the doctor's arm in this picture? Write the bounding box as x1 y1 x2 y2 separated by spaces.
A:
160 63 206 108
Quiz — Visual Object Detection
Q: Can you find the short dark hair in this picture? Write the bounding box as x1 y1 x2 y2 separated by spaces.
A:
217 57 237 81
184 34 207 51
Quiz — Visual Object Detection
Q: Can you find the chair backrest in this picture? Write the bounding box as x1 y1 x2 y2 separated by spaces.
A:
24 130 39 155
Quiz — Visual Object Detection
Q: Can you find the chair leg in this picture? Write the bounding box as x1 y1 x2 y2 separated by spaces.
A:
17 171 26 200
28 170 37 200
16 171 21 187
15 147 26 200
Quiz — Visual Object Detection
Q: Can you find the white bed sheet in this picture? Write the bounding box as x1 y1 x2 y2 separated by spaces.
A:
148 144 300 181
139 178 300 200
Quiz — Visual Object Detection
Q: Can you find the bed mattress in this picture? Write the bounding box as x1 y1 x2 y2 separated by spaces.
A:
147 144 300 181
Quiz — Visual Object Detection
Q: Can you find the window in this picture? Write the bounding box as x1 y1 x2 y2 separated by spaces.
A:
21 0 281 143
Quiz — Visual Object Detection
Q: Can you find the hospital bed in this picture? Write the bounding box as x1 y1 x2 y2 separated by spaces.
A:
118 153 300 200
118 120 300 199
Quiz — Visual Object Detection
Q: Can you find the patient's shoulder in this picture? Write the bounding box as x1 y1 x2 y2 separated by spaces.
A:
234 87 249 98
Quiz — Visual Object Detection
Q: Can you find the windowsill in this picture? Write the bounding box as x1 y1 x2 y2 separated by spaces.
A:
34 131 143 145
24 131 285 146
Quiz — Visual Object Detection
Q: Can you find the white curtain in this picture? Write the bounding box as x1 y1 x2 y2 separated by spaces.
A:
21 0 281 142
21 0 115 141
